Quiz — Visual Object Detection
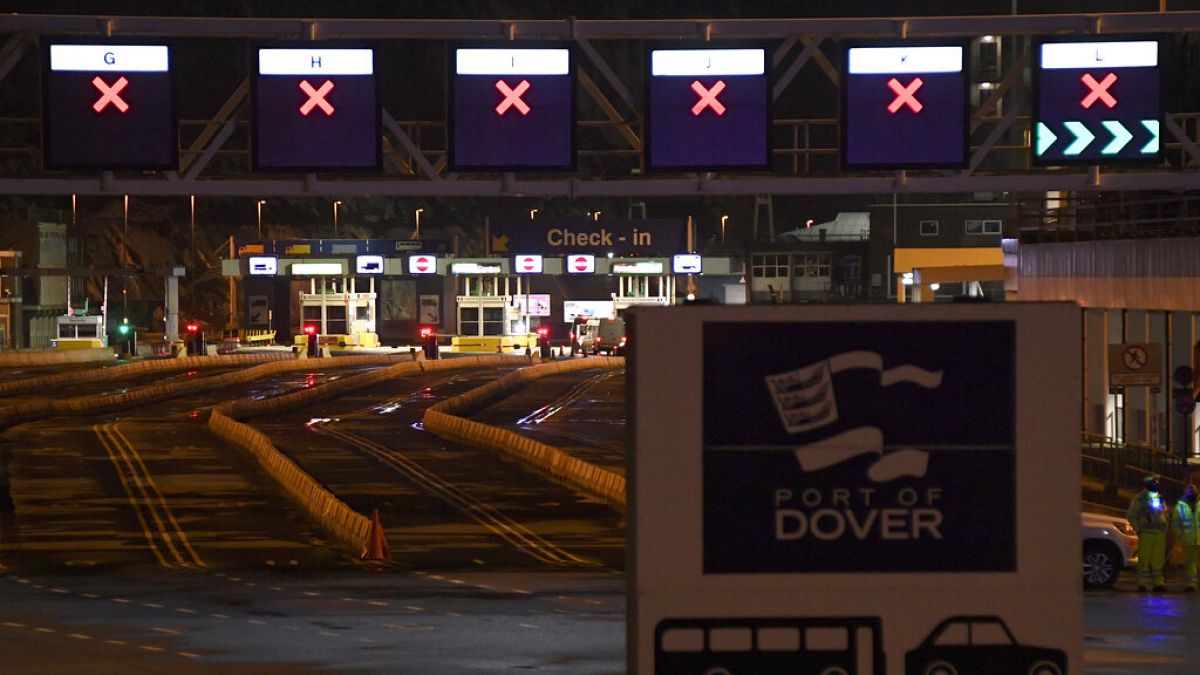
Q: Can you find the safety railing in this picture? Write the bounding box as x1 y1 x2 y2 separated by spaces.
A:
1081 432 1190 494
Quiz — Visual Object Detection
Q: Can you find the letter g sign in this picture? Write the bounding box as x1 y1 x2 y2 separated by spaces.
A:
103 51 116 65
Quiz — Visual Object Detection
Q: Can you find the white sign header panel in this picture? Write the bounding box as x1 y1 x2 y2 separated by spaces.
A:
630 303 1081 675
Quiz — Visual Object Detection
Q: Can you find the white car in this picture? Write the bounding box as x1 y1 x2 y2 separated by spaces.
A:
1082 511 1139 589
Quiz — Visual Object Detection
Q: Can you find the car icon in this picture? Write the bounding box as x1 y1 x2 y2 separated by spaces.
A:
905 616 1066 675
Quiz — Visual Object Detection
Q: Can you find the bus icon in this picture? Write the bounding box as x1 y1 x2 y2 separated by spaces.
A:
655 616 885 675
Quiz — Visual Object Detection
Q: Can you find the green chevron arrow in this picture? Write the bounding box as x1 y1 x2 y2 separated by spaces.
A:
1141 119 1160 154
1063 121 1095 155
1036 122 1057 156
1101 120 1133 155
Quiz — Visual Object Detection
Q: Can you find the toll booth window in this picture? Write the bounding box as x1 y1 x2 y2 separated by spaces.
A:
302 307 322 324
482 307 504 336
805 627 848 651
355 306 370 321
709 628 752 652
757 627 801 651
326 306 347 335
659 627 704 653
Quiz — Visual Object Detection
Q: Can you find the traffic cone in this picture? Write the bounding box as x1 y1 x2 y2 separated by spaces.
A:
361 508 390 562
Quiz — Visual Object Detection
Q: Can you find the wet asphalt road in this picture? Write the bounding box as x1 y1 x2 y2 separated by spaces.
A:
0 359 1194 673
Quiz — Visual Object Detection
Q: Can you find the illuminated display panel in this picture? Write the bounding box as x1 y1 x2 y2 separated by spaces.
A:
514 254 544 274
843 44 968 168
646 47 769 170
673 254 703 274
407 255 436 275
248 256 278 275
43 42 176 170
451 47 574 171
252 46 380 171
566 254 596 274
355 255 384 274
1033 38 1161 164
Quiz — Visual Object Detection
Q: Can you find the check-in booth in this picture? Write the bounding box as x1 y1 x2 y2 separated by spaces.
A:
291 260 380 348
609 258 676 312
54 312 106 349
446 259 540 351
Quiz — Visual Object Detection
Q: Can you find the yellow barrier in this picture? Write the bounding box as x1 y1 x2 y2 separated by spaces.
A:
0 347 116 368
207 409 372 553
0 352 290 397
421 357 628 511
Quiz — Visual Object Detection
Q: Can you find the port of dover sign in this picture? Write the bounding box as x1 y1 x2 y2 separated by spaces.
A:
628 303 1081 675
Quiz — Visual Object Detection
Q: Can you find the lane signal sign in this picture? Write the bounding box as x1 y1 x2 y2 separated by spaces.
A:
408 254 436 274
1080 72 1117 109
515 254 543 274
568 254 595 274
690 80 727 116
299 79 335 116
92 76 130 113
886 77 924 114
495 79 531 116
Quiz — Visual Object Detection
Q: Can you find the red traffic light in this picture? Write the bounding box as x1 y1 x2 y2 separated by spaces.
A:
185 323 199 333
303 324 318 335
536 326 550 337
419 326 434 338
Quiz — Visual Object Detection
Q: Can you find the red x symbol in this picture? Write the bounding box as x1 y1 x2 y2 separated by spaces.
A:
1080 72 1118 109
886 77 924 114
299 79 335 116
92 76 130 114
691 80 727 116
495 79 531 116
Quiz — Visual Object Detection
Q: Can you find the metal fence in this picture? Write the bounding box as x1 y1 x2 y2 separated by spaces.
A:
1081 432 1192 497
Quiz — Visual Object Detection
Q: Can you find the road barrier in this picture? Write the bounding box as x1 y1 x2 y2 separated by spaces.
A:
0 352 291 397
0 347 117 369
421 357 628 511
0 353 413 431
207 409 373 555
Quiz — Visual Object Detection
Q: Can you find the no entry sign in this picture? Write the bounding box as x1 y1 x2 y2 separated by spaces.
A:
629 303 1081 675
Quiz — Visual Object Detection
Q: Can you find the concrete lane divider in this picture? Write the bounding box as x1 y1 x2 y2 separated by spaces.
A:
421 357 627 512
0 353 414 432
207 409 372 555
0 347 117 369
0 352 291 398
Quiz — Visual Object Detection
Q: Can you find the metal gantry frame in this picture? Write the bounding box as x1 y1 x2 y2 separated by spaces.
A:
5 11 1200 196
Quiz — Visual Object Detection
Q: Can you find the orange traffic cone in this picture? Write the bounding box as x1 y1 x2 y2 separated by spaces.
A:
361 508 390 562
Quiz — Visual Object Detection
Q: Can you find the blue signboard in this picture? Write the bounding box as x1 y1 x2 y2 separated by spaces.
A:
843 44 968 168
702 320 1015 573
489 219 686 257
252 46 380 171
450 47 574 171
647 47 769 170
1034 38 1161 164
43 42 176 170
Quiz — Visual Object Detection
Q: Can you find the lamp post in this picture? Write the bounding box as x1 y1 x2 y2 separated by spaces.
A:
721 214 728 244
256 200 266 238
414 208 424 240
333 200 342 237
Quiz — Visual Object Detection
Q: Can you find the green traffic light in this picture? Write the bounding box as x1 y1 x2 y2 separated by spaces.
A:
117 324 130 335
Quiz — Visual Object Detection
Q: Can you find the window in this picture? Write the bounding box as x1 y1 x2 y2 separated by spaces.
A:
840 255 862 281
794 253 831 278
919 220 939 236
752 254 789 278
965 219 1002 235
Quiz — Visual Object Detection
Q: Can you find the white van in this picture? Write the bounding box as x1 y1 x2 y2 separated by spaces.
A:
579 317 626 355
